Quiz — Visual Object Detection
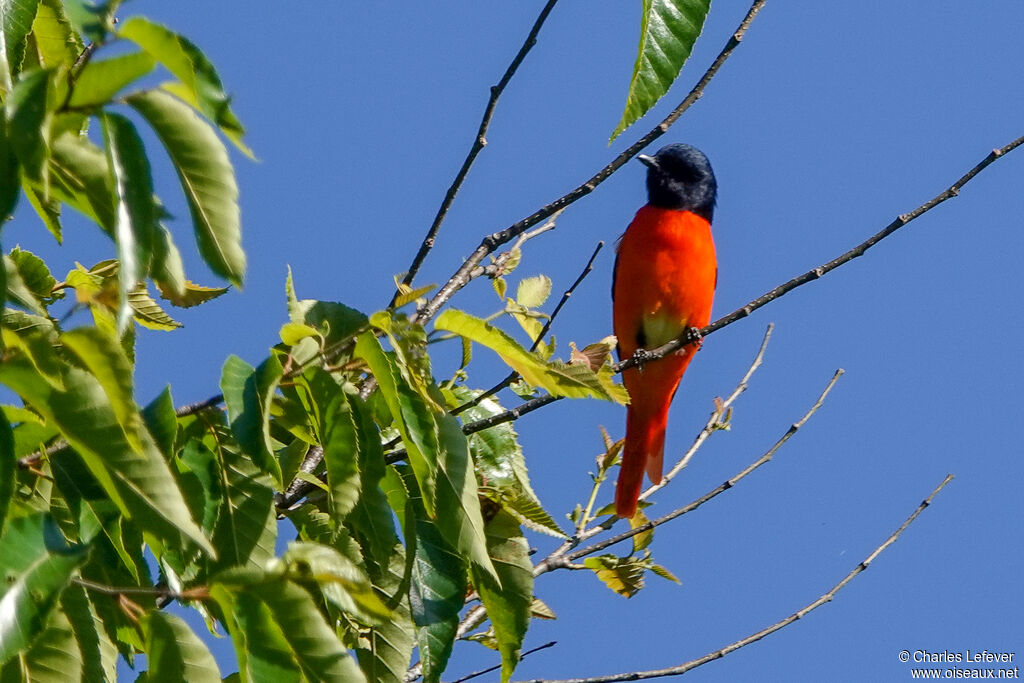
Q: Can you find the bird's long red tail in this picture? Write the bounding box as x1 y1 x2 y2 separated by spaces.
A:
615 401 671 519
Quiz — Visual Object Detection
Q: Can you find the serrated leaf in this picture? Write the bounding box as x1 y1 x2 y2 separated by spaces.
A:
470 510 532 683
6 67 51 183
118 17 250 156
583 554 646 598
282 542 391 625
212 576 367 683
48 131 115 232
22 182 61 239
31 0 81 69
393 282 435 309
354 544 415 683
3 253 46 314
220 355 283 486
68 51 155 108
0 117 20 219
629 509 654 553
354 332 437 516
8 247 58 303
515 274 551 309
102 112 157 331
1 0 40 92
126 89 245 287
141 610 221 683
61 326 142 451
0 358 214 555
128 283 182 330
611 0 711 140
649 562 681 584
492 276 506 300
436 309 627 403
0 514 90 666
150 225 186 300
157 279 228 309
530 597 556 620
398 469 466 683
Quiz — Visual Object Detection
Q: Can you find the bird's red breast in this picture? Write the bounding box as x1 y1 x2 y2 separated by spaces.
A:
612 206 717 517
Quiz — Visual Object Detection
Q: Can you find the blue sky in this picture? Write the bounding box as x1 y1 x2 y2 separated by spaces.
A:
11 1 1023 680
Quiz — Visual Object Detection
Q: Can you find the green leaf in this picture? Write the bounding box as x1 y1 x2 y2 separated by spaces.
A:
515 274 551 309
354 544 415 683
354 332 438 516
150 224 186 300
117 17 251 156
5 67 51 183
8 247 59 303
314 377 362 526
158 278 229 309
61 326 142 451
0 358 214 555
630 509 654 553
435 309 627 403
4 602 82 681
0 514 90 667
220 354 284 486
611 0 711 140
128 283 183 330
175 438 223 535
0 409 13 538
204 422 276 572
0 117 20 220
282 542 391 624
102 112 157 332
62 0 112 43
31 0 82 69
48 131 115 232
141 610 221 683
470 510 533 683
403 475 466 683
126 89 245 287
583 554 646 597
450 387 564 537
61 583 119 682
22 182 61 240
1 322 62 387
67 51 155 108
0 0 40 91
3 253 46 314
434 415 498 583
212 576 367 683
141 385 177 459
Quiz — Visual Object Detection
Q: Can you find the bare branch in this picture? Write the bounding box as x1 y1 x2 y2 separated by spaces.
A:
536 369 843 576
413 0 768 325
452 641 558 683
517 474 954 683
392 0 563 305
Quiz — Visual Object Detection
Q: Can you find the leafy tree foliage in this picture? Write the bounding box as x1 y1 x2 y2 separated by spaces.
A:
0 1 710 681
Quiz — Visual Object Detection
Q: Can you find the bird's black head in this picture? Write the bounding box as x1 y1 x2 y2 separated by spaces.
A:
639 143 717 221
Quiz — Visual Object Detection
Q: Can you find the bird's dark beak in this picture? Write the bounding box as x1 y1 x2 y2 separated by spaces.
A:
637 154 657 169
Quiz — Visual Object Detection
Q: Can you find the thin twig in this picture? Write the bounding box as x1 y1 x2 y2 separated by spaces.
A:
73 577 209 602
392 0 562 305
452 240 605 416
539 370 843 574
517 474 955 683
413 0 768 325
452 641 558 683
453 131 1024 437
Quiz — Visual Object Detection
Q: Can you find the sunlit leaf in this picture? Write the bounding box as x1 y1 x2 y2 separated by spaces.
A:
48 131 115 232
611 0 711 140
127 89 245 287
102 112 156 331
158 278 228 309
0 514 90 666
282 542 391 624
515 274 551 309
30 0 81 69
1 0 41 91
583 554 646 598
118 17 251 156
141 610 221 683
5 67 51 183
470 510 532 683
128 283 182 330
68 51 155 108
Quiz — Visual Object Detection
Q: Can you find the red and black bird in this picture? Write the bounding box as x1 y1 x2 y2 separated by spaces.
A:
612 143 718 518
